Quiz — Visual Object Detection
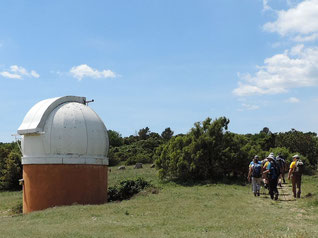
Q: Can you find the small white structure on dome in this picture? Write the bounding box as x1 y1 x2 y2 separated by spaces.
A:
18 96 109 213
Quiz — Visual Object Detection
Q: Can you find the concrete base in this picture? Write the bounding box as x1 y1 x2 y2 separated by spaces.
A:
23 164 108 213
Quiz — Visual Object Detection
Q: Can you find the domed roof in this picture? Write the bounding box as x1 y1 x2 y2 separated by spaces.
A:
18 96 109 165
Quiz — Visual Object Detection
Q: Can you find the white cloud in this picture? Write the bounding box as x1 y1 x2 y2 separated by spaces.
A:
263 0 272 12
241 103 260 111
0 71 22 79
30 70 40 78
285 97 300 103
263 0 318 42
293 33 318 42
290 44 304 55
11 65 28 75
0 65 40 79
70 64 116 80
233 45 318 96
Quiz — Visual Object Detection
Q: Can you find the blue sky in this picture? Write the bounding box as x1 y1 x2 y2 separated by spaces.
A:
1 0 318 142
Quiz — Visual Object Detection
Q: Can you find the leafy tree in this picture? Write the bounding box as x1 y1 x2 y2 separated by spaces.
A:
149 132 161 139
138 127 150 140
245 130 276 152
161 127 174 140
108 130 123 147
155 117 234 181
0 151 22 190
260 127 270 134
123 135 139 145
275 129 318 169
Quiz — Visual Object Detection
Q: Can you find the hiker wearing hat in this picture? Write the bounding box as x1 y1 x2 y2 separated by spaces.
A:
288 155 304 198
263 155 279 200
248 156 262 196
249 155 262 167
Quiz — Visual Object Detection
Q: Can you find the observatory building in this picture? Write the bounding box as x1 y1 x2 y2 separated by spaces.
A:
17 96 109 213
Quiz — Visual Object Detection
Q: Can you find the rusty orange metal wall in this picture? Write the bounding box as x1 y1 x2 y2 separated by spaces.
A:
23 164 108 213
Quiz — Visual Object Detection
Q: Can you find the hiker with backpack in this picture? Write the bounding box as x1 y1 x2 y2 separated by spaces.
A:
248 156 262 196
262 158 269 190
274 155 283 187
249 155 262 167
263 155 279 200
288 154 304 198
276 155 286 184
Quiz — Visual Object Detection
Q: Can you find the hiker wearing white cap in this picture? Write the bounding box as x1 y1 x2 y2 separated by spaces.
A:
263 155 279 200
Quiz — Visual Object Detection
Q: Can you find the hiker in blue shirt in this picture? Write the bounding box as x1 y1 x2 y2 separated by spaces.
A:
263 155 279 200
249 155 262 167
248 156 262 197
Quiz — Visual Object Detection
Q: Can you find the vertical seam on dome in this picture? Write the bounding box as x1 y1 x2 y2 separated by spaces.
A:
79 105 89 157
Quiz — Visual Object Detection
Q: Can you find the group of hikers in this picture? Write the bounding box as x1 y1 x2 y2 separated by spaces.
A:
248 153 304 200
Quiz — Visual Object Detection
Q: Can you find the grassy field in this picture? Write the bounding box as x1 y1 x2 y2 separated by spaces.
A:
0 164 318 238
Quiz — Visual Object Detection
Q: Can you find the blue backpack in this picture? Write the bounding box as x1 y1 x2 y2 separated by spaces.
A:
252 164 262 178
269 161 279 180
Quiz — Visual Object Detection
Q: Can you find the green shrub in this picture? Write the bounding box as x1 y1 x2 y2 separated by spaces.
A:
155 117 245 181
109 136 164 166
108 177 150 202
0 151 22 190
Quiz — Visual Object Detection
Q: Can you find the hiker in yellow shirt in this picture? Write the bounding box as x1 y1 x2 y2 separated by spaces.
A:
288 155 303 198
262 158 269 189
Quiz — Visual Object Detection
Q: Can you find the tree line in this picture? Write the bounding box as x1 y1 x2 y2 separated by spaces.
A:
1 116 318 190
110 117 317 181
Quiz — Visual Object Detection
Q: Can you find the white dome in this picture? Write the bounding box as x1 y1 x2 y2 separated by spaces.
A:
18 96 109 165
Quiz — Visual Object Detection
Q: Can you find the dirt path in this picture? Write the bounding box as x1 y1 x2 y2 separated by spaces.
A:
278 182 295 202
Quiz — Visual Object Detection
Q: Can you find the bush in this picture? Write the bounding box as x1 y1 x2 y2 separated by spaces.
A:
108 130 123 147
0 151 22 190
155 117 238 181
108 136 164 166
108 177 150 202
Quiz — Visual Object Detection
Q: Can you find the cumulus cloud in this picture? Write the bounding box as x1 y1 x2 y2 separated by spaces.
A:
70 64 116 80
285 97 300 103
233 45 318 96
0 65 40 79
263 0 318 42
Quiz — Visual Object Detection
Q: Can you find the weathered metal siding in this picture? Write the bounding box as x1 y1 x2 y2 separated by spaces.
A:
23 164 108 213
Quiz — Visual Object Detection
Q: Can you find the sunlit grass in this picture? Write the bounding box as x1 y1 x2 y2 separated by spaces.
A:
0 166 317 237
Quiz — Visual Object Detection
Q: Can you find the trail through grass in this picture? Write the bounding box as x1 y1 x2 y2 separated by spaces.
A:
0 165 317 238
